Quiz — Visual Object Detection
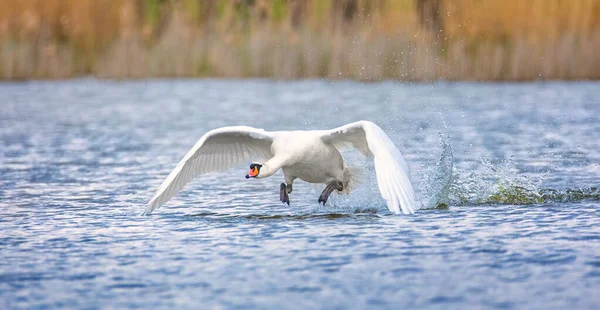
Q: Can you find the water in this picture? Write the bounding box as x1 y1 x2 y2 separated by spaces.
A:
1 79 599 309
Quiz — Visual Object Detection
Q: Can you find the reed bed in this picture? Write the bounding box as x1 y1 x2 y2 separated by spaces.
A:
0 0 599 80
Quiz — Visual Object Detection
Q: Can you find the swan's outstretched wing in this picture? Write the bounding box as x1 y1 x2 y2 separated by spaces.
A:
142 126 274 215
320 121 416 214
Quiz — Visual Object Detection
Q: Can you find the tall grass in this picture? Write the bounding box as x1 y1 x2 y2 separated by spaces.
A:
0 0 599 80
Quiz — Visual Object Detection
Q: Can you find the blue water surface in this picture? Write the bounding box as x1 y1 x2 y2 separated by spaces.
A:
0 79 599 309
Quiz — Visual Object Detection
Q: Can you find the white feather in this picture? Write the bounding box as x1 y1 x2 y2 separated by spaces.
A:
320 121 416 214
142 126 274 215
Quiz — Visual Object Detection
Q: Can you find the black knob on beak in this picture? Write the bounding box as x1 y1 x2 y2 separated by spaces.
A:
245 174 250 179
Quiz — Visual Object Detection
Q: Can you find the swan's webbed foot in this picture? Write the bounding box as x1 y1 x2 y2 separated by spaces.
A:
318 182 343 205
280 183 290 205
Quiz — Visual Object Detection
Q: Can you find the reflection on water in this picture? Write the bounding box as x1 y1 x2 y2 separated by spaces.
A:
0 80 599 309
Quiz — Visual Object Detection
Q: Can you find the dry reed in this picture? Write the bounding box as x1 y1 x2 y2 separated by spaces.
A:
0 0 599 80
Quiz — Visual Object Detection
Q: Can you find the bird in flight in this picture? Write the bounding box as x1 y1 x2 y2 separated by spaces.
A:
142 121 416 215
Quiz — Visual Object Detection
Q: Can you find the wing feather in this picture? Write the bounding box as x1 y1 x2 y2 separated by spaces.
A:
321 121 416 214
142 126 274 215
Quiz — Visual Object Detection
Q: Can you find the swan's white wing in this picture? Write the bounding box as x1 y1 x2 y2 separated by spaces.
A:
320 121 416 214
142 126 274 215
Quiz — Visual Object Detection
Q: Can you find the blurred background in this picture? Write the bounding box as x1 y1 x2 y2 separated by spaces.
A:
1 0 599 81
2 2 600 309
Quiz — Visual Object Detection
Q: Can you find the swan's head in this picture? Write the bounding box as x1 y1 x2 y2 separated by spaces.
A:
245 163 263 179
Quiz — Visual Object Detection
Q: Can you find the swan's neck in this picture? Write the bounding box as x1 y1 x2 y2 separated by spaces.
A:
257 156 286 179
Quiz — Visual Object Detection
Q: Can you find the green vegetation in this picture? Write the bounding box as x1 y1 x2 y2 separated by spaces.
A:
487 186 544 205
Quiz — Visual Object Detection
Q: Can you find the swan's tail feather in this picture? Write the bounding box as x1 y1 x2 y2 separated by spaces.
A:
341 166 366 194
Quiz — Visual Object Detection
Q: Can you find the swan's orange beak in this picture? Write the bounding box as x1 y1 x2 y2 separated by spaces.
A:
246 166 259 178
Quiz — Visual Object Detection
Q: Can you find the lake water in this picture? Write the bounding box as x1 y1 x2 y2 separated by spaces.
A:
1 79 599 309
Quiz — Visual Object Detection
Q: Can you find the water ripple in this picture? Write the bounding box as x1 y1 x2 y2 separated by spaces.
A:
0 80 599 309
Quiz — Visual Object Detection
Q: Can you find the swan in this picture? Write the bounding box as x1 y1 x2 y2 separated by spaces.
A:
142 121 416 215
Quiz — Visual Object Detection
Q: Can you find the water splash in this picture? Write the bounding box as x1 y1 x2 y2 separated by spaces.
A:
420 133 454 209
289 132 597 213
421 136 600 207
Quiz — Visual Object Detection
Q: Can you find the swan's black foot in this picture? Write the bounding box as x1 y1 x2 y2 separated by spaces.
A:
318 182 343 205
280 183 290 205
287 184 293 194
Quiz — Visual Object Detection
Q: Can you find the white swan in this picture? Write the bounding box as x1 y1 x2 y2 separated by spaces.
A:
142 121 416 215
